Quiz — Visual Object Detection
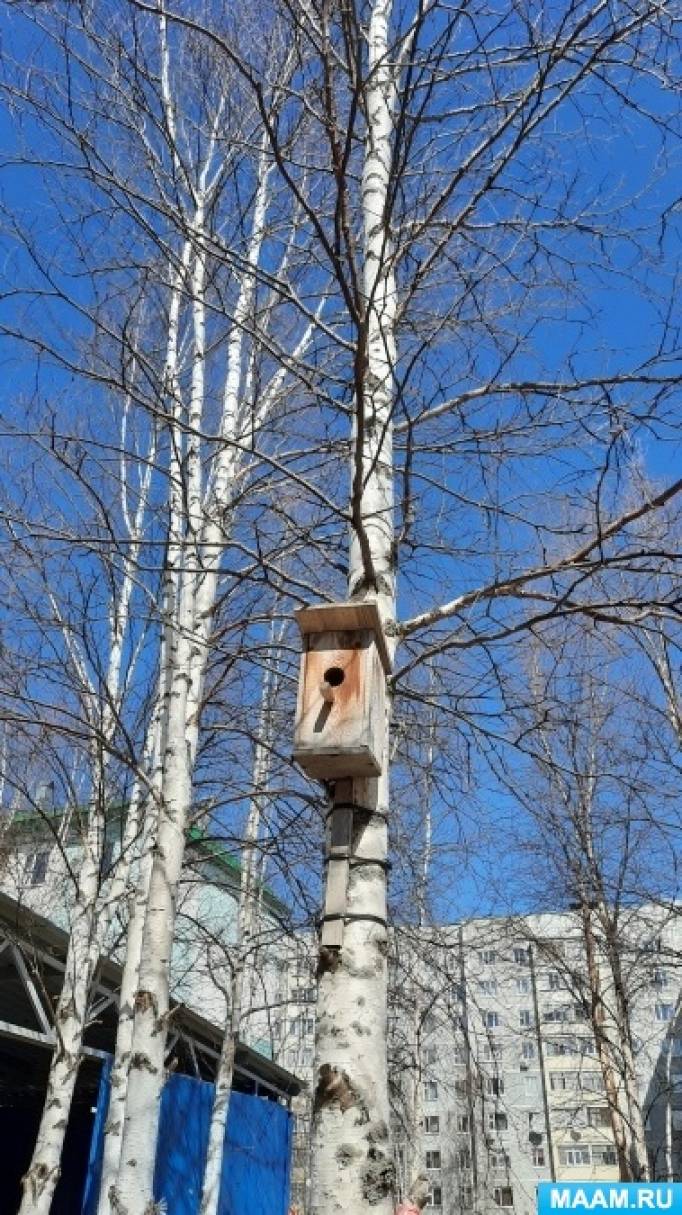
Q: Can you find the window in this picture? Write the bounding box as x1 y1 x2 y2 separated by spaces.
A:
514 947 529 965
27 850 49 886
486 1076 504 1097
587 1107 611 1128
458 1147 472 1169
480 950 497 964
517 977 531 995
426 1150 442 1170
424 1080 438 1101
488 1112 508 1132
579 1072 603 1093
524 1075 539 1096
573 1003 588 1022
592 1145 617 1166
423 1046 437 1065
479 979 498 996
459 1185 474 1209
522 1041 536 1061
424 1115 440 1134
532 1146 546 1167
457 1113 470 1132
519 1009 533 1028
544 1007 569 1023
291 987 314 1003
550 1073 575 1092
546 1036 578 1057
483 1042 503 1061
484 1011 500 1029
548 972 562 990
656 1003 674 1023
560 1147 591 1167
490 1150 511 1170
653 968 669 987
428 1185 443 1208
494 1187 514 1207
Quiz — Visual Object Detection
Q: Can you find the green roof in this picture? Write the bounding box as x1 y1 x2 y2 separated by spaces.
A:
186 826 288 917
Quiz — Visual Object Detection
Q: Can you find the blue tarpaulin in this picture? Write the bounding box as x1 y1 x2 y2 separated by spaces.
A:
82 1062 293 1215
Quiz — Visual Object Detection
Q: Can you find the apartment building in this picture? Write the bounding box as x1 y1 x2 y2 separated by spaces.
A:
2 804 681 1215
277 908 682 1215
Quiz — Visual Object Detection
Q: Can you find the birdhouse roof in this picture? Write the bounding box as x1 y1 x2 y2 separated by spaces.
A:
294 600 391 673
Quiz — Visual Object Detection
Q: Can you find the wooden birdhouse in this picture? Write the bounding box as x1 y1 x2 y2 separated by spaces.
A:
293 601 391 780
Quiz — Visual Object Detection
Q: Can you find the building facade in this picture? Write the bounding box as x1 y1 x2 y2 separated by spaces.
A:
2 805 680 1215
277 909 682 1215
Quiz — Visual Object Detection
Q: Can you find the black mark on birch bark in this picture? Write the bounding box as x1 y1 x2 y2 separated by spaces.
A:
313 1063 358 1114
317 945 341 976
361 1147 394 1204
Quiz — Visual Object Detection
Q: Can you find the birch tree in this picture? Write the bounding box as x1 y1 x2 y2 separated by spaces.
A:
0 383 160 1215
498 628 682 1179
2 4 320 1210
4 0 682 1209
123 0 681 1206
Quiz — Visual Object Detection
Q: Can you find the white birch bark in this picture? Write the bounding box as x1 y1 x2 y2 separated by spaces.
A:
95 722 163 1215
18 395 157 1215
310 0 397 1209
18 759 105 1214
198 652 277 1215
110 132 281 1214
96 233 193 1215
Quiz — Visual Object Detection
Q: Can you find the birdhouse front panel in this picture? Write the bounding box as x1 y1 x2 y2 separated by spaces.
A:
293 624 387 779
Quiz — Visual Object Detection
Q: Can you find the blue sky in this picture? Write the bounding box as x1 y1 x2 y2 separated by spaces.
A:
0 1 680 927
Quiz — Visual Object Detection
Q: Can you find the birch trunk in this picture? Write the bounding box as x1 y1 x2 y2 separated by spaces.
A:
18 783 104 1214
580 902 631 1179
310 0 397 1209
110 140 278 1213
198 703 273 1215
18 407 155 1215
96 242 190 1214
603 920 650 1179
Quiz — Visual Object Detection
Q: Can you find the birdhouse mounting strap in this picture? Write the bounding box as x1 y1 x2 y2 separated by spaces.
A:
323 854 390 870
349 856 392 871
318 912 388 929
323 802 387 822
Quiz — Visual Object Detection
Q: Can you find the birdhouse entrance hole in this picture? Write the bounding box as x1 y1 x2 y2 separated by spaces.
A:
324 666 345 687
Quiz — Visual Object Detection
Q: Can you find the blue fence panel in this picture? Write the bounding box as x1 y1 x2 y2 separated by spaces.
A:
83 1061 293 1215
81 1055 111 1215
